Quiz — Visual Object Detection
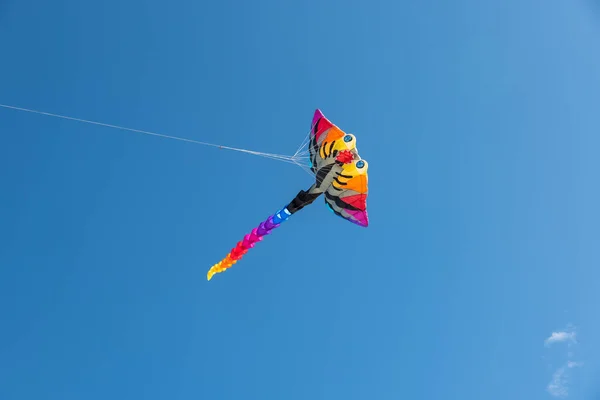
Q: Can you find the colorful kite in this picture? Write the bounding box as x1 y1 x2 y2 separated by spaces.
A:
207 109 369 280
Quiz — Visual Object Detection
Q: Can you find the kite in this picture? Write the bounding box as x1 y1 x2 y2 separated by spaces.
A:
207 109 369 281
0 104 368 281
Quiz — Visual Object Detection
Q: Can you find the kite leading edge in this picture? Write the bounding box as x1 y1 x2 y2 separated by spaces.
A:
207 109 369 281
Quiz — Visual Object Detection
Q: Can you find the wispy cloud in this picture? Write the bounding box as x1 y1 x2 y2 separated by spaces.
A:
548 366 569 397
545 330 576 347
547 361 582 397
544 325 582 398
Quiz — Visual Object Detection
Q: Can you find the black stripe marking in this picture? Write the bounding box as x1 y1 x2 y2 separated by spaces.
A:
334 177 347 186
327 141 335 158
315 164 334 188
324 191 361 212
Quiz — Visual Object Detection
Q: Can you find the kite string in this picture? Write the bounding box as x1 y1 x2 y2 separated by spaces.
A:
0 103 312 168
293 130 311 158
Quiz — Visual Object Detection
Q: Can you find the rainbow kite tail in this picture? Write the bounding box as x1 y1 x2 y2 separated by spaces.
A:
206 207 292 280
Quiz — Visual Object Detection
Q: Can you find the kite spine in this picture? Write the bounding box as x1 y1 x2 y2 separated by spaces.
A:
206 208 292 280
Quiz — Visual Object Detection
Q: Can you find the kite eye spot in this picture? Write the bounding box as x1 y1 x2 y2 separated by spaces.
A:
343 135 353 143
356 160 365 169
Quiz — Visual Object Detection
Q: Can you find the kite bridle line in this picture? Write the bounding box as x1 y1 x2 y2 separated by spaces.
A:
0 103 314 175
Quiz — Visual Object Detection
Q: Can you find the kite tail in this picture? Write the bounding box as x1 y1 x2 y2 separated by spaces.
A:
206 188 323 281
206 208 292 280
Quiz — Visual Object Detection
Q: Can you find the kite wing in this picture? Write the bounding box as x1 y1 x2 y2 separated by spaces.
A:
324 157 369 227
309 109 352 173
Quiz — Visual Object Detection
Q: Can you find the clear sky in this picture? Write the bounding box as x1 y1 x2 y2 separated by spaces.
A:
1 0 600 399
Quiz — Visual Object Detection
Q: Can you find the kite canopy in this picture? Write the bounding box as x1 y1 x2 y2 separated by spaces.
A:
309 109 369 227
207 109 369 280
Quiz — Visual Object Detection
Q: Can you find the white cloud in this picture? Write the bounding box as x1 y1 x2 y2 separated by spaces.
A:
544 325 582 397
545 331 576 347
547 366 569 397
547 362 582 397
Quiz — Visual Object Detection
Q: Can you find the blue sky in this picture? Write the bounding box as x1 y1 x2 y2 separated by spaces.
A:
1 0 600 399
